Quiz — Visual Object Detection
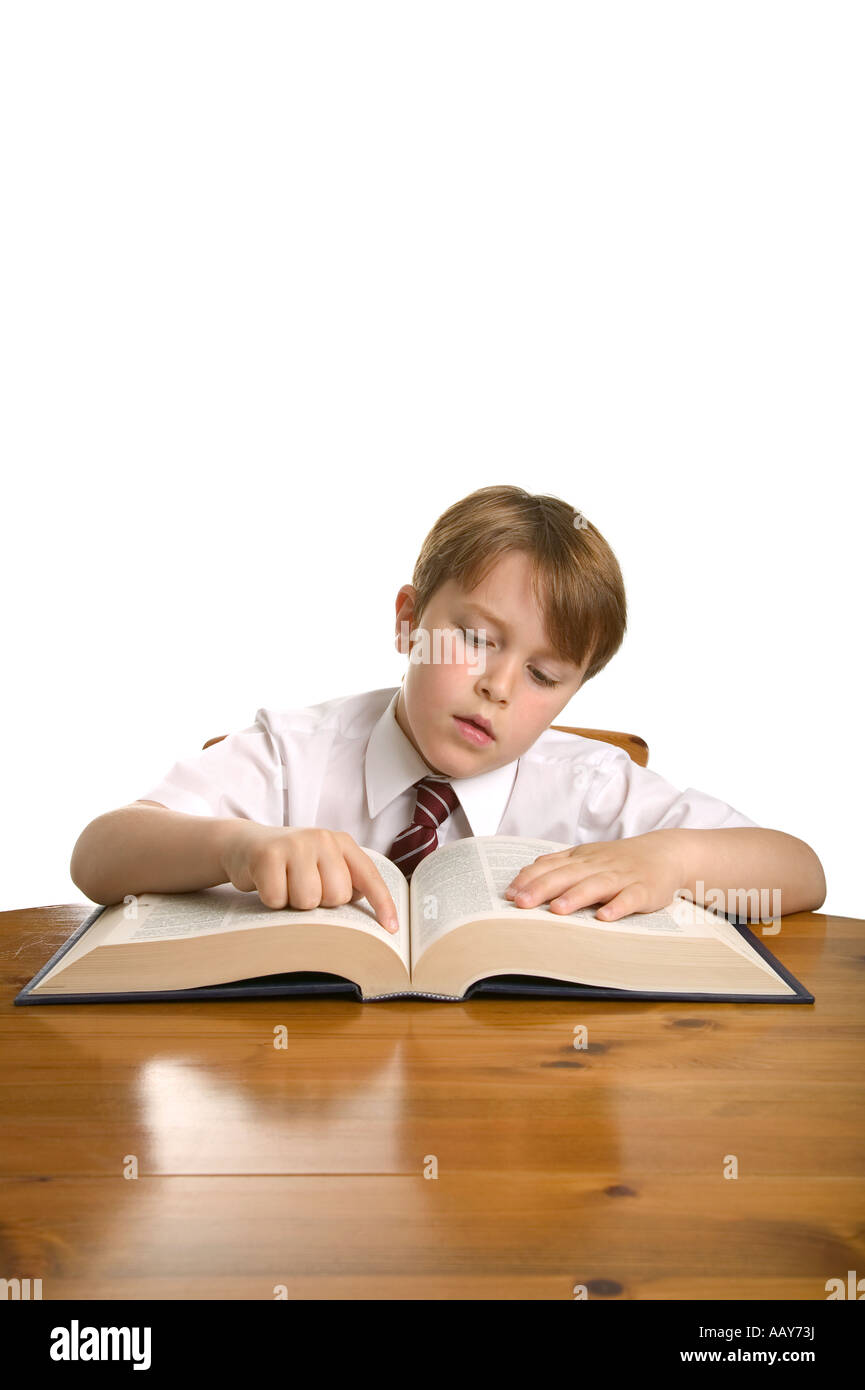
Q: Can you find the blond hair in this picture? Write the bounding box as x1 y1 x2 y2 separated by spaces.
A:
410 485 627 682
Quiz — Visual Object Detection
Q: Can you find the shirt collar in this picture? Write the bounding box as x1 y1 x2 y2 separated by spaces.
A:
365 688 519 837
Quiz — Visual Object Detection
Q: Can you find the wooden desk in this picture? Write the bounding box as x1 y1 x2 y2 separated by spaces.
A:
1 903 863 1300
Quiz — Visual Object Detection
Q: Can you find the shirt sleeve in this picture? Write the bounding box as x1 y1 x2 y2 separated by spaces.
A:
136 714 284 825
577 749 760 841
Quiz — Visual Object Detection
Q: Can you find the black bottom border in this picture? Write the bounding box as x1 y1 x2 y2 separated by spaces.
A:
6 1295 858 1374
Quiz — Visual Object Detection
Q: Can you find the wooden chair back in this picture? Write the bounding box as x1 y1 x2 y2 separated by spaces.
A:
548 725 648 766
203 726 649 765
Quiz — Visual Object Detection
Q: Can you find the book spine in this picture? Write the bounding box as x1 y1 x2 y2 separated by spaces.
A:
363 990 463 1002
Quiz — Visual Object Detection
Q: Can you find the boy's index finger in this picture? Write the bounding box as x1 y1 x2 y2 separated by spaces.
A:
344 841 400 934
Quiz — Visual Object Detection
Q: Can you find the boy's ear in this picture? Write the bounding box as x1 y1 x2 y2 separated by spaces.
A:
394 584 418 655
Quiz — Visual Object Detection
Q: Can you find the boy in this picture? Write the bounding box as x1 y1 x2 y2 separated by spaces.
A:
70 485 826 935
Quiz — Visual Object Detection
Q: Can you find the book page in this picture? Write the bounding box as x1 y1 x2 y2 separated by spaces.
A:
409 836 496 970
409 835 756 974
412 837 593 968
95 856 410 968
670 895 782 975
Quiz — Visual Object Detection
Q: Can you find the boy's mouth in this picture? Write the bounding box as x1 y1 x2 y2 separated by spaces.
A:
453 714 495 745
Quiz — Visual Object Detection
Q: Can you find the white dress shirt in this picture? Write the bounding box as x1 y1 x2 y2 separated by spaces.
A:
137 685 759 851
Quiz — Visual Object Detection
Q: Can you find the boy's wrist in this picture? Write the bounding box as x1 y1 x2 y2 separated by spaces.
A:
642 828 691 892
211 816 250 875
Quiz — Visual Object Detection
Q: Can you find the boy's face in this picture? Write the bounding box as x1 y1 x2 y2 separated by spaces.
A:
393 550 592 778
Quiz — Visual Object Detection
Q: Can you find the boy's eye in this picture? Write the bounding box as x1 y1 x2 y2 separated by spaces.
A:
457 625 487 650
458 627 559 688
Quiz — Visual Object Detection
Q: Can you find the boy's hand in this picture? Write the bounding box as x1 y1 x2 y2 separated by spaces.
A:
219 824 400 934
503 831 686 922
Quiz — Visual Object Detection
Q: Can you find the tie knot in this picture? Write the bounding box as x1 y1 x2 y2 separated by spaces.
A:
385 775 461 880
413 775 460 827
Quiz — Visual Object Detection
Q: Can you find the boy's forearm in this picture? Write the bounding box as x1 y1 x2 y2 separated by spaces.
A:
70 805 240 904
659 827 827 919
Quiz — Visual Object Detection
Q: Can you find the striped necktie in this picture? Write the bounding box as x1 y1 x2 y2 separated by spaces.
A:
387 775 461 880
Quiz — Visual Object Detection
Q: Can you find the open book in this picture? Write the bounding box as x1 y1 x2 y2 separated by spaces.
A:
17 836 812 1005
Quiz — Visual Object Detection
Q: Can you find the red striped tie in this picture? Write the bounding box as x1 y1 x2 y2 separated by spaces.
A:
387 776 461 880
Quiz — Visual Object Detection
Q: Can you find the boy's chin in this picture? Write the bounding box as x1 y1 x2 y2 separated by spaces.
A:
420 731 500 778
415 738 461 778
419 748 458 777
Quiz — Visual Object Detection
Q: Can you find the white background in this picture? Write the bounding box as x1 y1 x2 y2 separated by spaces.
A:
2 1 861 917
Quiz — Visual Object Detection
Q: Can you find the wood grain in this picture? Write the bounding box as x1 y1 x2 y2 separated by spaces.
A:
1 902 863 1300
